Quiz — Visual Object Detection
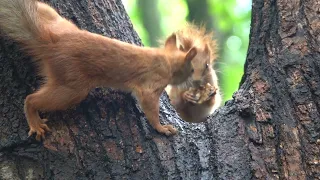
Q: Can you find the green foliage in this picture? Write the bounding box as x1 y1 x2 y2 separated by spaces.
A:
123 0 252 102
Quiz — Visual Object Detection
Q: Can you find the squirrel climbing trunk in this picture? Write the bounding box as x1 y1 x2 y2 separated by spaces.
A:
0 0 199 140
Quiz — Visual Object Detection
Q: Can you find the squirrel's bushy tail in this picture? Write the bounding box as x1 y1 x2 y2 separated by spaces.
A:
0 0 51 44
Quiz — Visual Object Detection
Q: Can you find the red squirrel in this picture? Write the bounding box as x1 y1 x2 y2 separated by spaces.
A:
0 0 199 140
166 24 222 123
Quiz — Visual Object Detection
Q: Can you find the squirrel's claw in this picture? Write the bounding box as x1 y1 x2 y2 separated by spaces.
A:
156 124 177 136
28 119 51 141
163 125 177 136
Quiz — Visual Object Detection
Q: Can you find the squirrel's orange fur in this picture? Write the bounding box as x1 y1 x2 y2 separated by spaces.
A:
166 24 222 123
0 0 199 140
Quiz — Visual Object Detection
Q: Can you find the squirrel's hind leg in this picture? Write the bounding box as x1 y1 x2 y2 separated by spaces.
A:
24 83 88 141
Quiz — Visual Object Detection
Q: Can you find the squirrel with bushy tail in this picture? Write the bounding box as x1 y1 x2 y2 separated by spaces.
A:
0 0 202 140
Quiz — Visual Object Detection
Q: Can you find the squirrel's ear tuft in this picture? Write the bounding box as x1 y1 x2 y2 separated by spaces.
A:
204 44 210 56
165 33 177 50
185 47 197 62
179 44 185 51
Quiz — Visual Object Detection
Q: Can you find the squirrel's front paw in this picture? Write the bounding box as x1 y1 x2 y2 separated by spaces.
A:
207 83 217 98
28 118 51 141
182 90 199 104
156 125 177 136
198 83 217 104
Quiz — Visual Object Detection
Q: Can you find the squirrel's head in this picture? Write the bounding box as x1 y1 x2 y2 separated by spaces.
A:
179 43 214 88
171 24 218 88
164 33 198 85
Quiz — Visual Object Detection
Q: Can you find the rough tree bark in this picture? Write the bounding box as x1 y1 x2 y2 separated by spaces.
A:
0 0 319 180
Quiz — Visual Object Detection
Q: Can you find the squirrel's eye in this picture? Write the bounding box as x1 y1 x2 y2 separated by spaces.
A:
191 69 194 73
205 63 209 69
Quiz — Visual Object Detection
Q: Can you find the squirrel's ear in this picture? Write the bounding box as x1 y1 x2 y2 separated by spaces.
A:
165 33 177 50
179 44 185 51
204 44 210 56
185 47 197 62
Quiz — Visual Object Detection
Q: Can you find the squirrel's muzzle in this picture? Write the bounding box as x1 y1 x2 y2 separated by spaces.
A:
193 80 201 87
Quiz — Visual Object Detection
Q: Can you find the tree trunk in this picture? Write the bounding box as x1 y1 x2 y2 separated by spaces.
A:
0 0 319 180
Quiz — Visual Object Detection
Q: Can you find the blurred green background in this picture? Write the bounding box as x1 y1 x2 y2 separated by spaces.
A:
122 0 252 103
